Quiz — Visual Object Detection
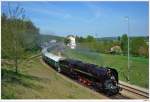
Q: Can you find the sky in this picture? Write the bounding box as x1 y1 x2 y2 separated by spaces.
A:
1 1 149 37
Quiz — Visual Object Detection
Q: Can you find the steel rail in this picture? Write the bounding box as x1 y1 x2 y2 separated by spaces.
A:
119 82 149 98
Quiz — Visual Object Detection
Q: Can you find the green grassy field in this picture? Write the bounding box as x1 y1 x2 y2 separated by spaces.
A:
63 48 149 88
2 57 104 99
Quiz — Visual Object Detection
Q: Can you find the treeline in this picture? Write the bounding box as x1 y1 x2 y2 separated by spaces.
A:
76 34 148 58
39 34 64 44
2 5 40 73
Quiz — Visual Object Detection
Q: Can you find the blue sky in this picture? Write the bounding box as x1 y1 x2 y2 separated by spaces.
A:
1 1 149 37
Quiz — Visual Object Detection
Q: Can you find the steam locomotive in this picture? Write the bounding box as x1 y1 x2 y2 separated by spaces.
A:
42 49 121 96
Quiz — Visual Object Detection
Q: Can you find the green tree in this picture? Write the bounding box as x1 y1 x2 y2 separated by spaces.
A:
21 20 40 51
131 37 148 57
117 36 121 41
2 4 40 73
64 38 71 45
121 34 128 55
2 6 26 73
76 36 85 43
86 35 96 42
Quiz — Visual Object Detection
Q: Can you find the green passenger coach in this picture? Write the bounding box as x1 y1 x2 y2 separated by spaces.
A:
42 48 65 72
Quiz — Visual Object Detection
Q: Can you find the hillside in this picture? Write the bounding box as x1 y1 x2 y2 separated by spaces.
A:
2 56 106 99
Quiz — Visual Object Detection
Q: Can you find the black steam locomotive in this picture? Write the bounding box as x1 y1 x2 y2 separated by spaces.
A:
59 59 120 96
42 51 120 96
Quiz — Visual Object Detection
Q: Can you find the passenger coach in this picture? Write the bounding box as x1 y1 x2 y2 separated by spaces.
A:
42 50 64 72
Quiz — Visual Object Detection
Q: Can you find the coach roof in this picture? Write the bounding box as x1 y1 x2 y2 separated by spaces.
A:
44 52 64 62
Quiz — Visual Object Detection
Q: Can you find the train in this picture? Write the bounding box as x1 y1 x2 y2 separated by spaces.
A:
42 48 121 96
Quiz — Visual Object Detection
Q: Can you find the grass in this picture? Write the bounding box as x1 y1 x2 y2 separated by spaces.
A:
63 48 149 88
2 57 103 99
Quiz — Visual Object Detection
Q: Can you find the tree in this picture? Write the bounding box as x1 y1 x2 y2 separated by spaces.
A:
117 36 121 41
131 37 148 57
121 34 128 55
2 4 40 73
2 5 26 73
21 20 40 51
76 36 85 43
64 38 71 45
86 35 96 42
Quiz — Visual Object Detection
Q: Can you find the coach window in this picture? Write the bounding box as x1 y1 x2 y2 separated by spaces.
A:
55 62 58 67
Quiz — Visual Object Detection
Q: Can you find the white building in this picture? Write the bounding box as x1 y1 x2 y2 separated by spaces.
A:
110 45 122 54
66 35 76 49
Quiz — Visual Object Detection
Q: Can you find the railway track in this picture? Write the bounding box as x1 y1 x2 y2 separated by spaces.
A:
62 72 149 99
119 81 149 99
57 71 133 99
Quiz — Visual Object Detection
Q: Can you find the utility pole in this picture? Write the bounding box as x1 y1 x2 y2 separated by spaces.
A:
125 16 130 83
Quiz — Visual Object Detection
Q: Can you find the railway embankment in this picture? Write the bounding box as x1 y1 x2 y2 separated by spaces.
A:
2 56 106 99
